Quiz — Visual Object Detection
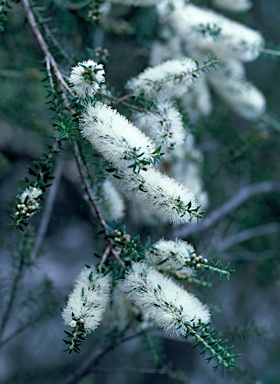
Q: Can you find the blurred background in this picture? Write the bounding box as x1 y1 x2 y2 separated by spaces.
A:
0 1 280 383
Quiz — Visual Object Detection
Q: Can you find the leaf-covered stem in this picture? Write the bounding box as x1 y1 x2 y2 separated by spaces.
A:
185 323 240 371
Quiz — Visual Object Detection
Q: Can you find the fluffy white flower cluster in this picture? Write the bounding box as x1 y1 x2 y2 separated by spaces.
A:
170 4 263 62
19 186 42 202
126 58 198 99
70 60 105 98
114 168 198 224
122 262 211 337
81 102 156 172
133 98 185 151
16 186 42 218
146 238 195 279
62 266 111 333
153 2 265 121
80 102 199 224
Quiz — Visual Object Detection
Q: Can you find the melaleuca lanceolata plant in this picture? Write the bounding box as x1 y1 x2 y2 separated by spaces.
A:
61 58 240 372
1 0 280 383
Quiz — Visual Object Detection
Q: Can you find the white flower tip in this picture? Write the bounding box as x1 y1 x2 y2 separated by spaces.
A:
70 60 105 98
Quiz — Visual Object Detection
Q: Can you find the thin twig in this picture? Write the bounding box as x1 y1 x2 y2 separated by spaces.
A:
21 0 71 93
174 181 280 238
111 248 126 269
71 141 108 229
99 92 150 113
98 243 112 271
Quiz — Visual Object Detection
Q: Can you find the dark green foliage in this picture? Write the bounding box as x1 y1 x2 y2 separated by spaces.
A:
196 23 222 39
0 0 14 31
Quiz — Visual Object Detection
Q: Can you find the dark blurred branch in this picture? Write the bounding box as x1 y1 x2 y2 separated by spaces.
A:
62 330 141 384
262 113 280 133
174 181 280 238
30 159 64 260
219 222 280 251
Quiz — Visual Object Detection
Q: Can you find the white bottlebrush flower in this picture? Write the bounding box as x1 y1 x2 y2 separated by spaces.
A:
92 179 125 221
122 262 210 337
209 75 266 120
146 238 195 279
19 186 42 202
133 98 185 151
80 102 157 172
16 186 42 217
126 58 199 99
62 266 111 334
166 4 264 62
114 167 199 225
69 60 105 98
212 0 252 12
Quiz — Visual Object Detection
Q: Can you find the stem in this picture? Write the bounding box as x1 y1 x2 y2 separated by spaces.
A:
260 47 280 57
262 113 280 132
98 243 113 271
71 141 108 229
